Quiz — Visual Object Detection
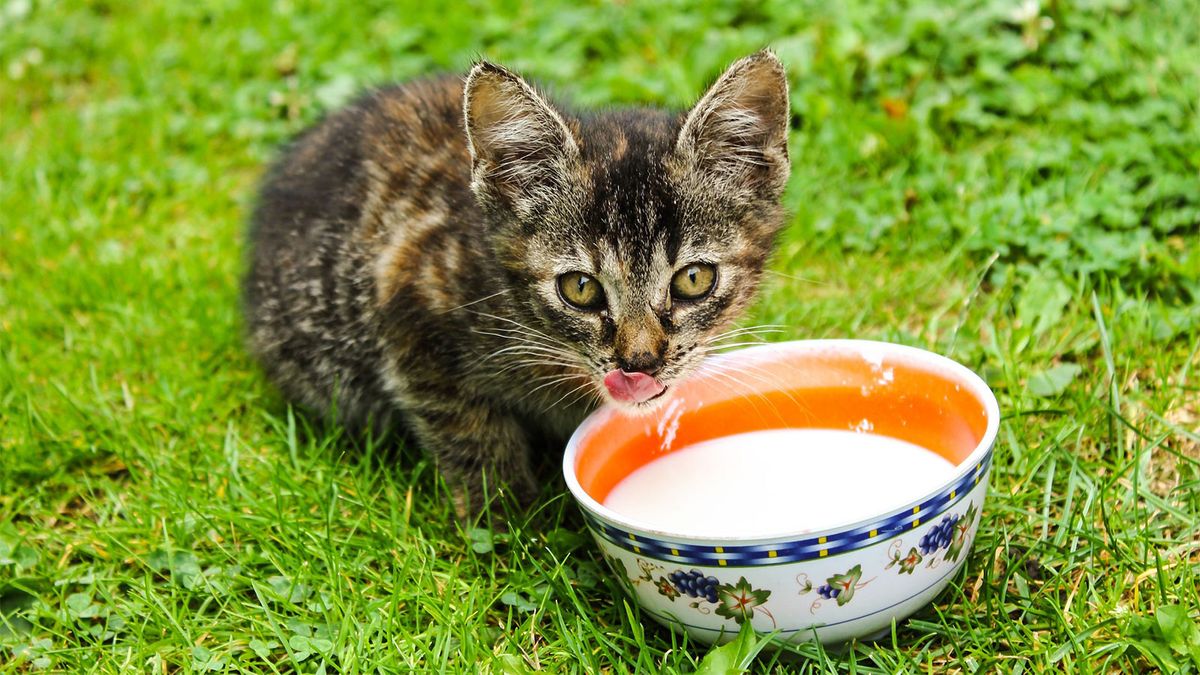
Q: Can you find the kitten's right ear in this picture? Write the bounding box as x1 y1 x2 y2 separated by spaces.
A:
463 62 580 214
672 50 791 201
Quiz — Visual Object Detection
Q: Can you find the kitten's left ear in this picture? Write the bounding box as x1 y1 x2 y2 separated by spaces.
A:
463 61 581 214
673 50 791 200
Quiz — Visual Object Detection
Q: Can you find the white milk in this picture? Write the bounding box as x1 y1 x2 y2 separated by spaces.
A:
602 428 956 537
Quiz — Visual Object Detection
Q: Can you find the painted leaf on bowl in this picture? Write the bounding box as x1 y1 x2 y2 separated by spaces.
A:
885 501 980 574
962 500 979 527
655 576 681 601
636 558 658 582
600 553 639 596
944 523 969 563
715 577 771 624
944 501 979 563
796 573 814 595
819 564 863 607
888 547 922 574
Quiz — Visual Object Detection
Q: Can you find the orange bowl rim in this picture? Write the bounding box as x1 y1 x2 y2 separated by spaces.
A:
561 339 1001 544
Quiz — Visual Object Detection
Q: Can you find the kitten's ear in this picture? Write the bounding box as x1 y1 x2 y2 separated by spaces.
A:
463 61 580 212
673 50 791 199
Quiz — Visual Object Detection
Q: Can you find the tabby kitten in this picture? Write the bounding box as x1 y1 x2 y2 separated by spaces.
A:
243 50 792 511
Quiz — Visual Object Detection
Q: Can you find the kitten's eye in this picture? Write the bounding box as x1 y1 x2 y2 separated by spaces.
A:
557 272 606 310
671 263 717 301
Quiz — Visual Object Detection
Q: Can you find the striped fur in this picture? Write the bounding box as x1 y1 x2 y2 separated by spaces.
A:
243 51 792 513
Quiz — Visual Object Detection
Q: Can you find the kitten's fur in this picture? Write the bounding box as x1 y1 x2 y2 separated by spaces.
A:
243 51 791 510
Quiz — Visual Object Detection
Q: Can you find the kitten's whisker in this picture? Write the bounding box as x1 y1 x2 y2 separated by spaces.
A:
476 340 565 354
561 382 601 411
469 311 576 351
706 324 787 342
470 348 581 379
477 328 579 358
709 323 786 335
471 328 566 349
520 374 585 401
697 340 775 353
518 372 591 404
436 289 510 314
528 370 588 383
693 366 775 425
477 342 577 361
472 324 547 338
707 331 784 345
703 332 785 348
542 379 597 412
764 269 822 285
472 322 560 347
693 360 791 426
699 341 775 350
483 357 582 379
472 331 580 362
702 324 789 360
711 322 787 333
503 355 579 367
492 359 579 374
699 358 809 421
472 351 576 373
471 333 578 362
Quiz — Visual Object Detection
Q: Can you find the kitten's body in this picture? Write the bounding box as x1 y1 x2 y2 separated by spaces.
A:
247 76 598 456
244 54 791 508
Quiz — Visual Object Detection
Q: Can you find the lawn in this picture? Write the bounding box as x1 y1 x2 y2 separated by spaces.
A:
2 0 1198 671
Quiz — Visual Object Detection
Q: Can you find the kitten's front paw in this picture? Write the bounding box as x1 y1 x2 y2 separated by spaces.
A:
448 471 537 522
408 401 538 522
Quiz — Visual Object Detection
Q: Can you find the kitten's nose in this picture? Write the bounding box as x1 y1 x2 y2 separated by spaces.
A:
614 317 668 375
616 347 665 375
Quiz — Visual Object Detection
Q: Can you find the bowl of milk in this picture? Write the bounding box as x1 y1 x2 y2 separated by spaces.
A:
563 340 999 645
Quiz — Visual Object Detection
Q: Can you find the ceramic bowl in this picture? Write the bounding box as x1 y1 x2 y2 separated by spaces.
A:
562 340 999 645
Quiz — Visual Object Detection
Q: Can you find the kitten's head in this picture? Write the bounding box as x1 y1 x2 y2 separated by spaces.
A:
464 51 791 411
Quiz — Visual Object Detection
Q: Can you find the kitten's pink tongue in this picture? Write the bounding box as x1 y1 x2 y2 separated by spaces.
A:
603 369 666 403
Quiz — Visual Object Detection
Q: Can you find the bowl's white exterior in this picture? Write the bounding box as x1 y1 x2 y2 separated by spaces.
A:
587 465 990 645
564 340 1000 645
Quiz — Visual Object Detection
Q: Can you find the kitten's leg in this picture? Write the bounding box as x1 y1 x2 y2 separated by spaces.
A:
404 397 537 517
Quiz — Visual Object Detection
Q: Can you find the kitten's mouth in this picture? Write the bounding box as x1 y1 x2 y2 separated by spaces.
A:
602 369 667 405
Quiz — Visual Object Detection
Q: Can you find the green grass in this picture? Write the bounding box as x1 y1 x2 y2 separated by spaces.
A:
2 0 1199 671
